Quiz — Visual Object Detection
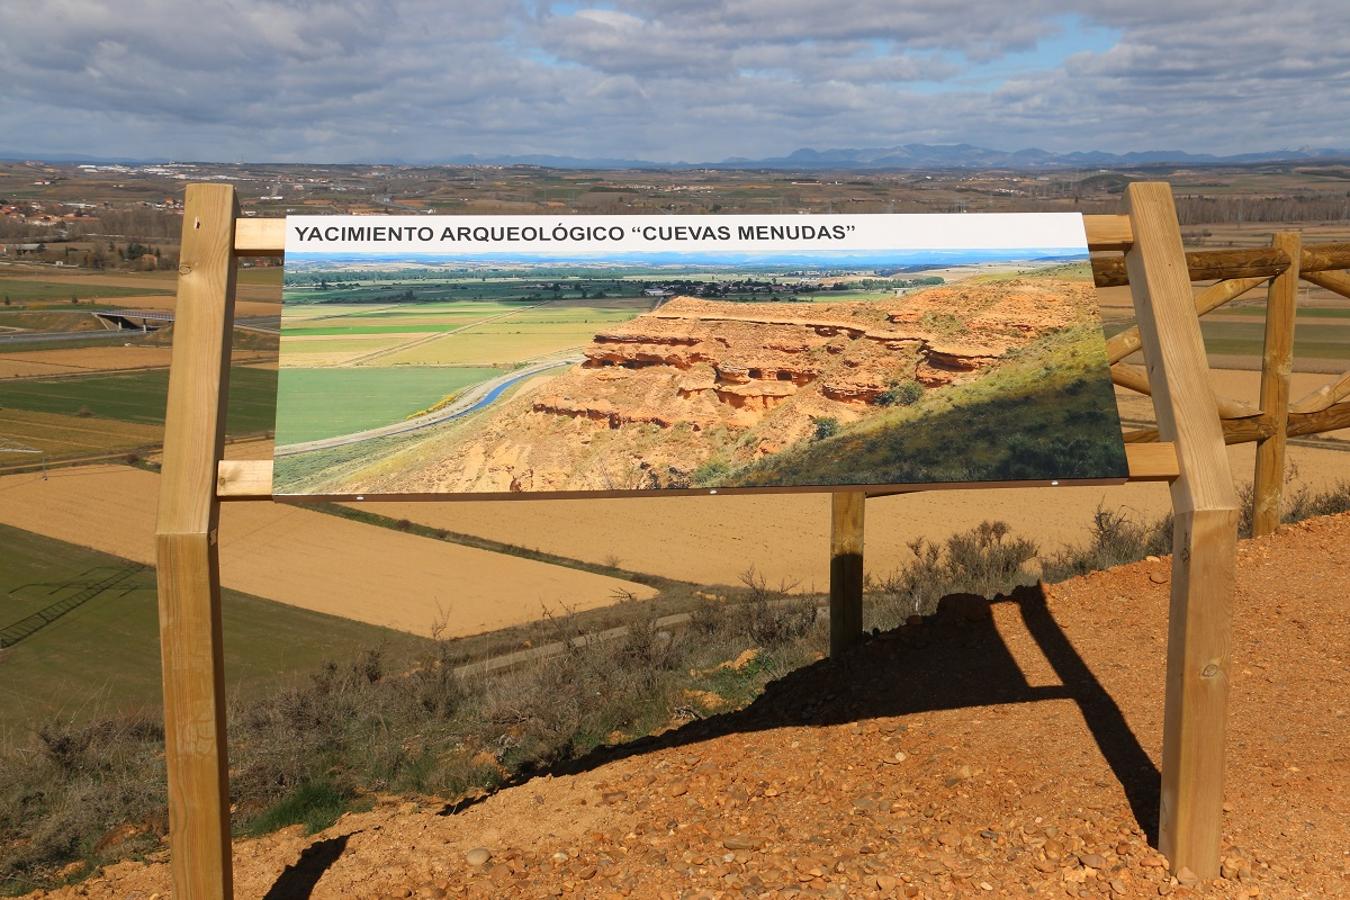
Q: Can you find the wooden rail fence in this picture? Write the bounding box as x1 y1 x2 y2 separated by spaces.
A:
1102 234 1350 536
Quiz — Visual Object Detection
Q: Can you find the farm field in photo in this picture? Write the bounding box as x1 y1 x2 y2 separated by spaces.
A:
274 366 507 444
0 278 173 305
274 231 1129 496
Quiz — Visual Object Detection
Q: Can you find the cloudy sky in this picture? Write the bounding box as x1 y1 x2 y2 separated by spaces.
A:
1 0 1346 162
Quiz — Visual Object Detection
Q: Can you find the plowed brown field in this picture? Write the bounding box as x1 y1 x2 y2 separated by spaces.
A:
356 438 1350 590
0 467 654 636
0 345 271 378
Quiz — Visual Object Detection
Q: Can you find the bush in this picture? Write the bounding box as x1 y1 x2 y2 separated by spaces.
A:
1041 506 1172 582
871 521 1038 627
811 417 839 441
737 569 815 648
876 378 924 407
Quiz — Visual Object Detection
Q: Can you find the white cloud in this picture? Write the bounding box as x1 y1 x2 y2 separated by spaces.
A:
0 0 1345 161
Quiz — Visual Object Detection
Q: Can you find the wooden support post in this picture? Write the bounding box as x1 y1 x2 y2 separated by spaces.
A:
1124 183 1240 879
829 491 865 657
155 184 238 899
1252 231 1301 536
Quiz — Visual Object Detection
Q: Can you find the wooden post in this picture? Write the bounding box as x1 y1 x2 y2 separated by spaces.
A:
155 184 238 899
1252 231 1301 536
829 490 865 656
1124 183 1240 879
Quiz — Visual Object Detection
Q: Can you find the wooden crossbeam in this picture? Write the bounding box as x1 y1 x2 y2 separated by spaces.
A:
1092 241 1350 288
1300 268 1350 300
217 442 1185 500
1290 370 1350 414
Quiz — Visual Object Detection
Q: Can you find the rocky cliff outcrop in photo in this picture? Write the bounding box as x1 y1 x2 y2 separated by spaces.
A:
367 278 1104 493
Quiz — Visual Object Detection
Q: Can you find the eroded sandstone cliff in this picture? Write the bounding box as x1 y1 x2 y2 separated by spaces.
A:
379 279 1099 493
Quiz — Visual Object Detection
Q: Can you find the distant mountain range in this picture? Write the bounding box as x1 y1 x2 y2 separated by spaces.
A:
4 143 1349 171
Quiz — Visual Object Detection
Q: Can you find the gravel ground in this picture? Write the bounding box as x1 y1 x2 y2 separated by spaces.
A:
36 514 1350 899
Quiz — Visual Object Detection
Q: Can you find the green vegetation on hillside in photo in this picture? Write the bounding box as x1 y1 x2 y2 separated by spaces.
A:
0 524 425 731
0 367 277 435
724 326 1129 488
274 366 506 443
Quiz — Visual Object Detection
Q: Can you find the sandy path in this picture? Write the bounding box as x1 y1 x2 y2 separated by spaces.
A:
0 466 654 637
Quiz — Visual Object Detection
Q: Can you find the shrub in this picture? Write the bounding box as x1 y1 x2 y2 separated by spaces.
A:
876 378 924 407
811 417 839 441
1041 506 1172 582
872 521 1038 626
737 569 815 647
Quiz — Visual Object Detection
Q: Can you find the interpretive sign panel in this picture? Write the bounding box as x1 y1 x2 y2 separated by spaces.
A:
273 214 1128 497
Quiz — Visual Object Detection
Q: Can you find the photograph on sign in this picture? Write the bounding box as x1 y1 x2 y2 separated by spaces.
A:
273 214 1128 496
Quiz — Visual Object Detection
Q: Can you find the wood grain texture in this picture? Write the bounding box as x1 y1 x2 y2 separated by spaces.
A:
829 491 865 658
1083 214 1133 250
217 458 274 499
1290 369 1350 414
1123 442 1180 481
233 217 284 256
1287 400 1350 436
155 184 238 900
1297 242 1350 275
1105 277 1266 365
1124 182 1238 880
1094 240 1350 288
1299 268 1350 301
1159 507 1240 881
1251 232 1301 536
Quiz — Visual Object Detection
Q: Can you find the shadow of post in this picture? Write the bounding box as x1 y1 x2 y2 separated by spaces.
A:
541 582 1161 843
263 832 354 900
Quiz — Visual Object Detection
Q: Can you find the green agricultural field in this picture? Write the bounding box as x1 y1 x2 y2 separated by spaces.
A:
0 524 425 731
279 335 416 355
274 366 505 443
0 366 277 436
377 330 591 367
0 279 173 304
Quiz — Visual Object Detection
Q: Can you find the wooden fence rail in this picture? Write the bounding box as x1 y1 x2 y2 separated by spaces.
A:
1100 232 1350 536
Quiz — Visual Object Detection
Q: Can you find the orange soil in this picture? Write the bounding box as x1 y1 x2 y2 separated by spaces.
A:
34 512 1350 899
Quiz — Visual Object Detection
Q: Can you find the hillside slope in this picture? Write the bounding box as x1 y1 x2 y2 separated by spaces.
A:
36 514 1350 898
